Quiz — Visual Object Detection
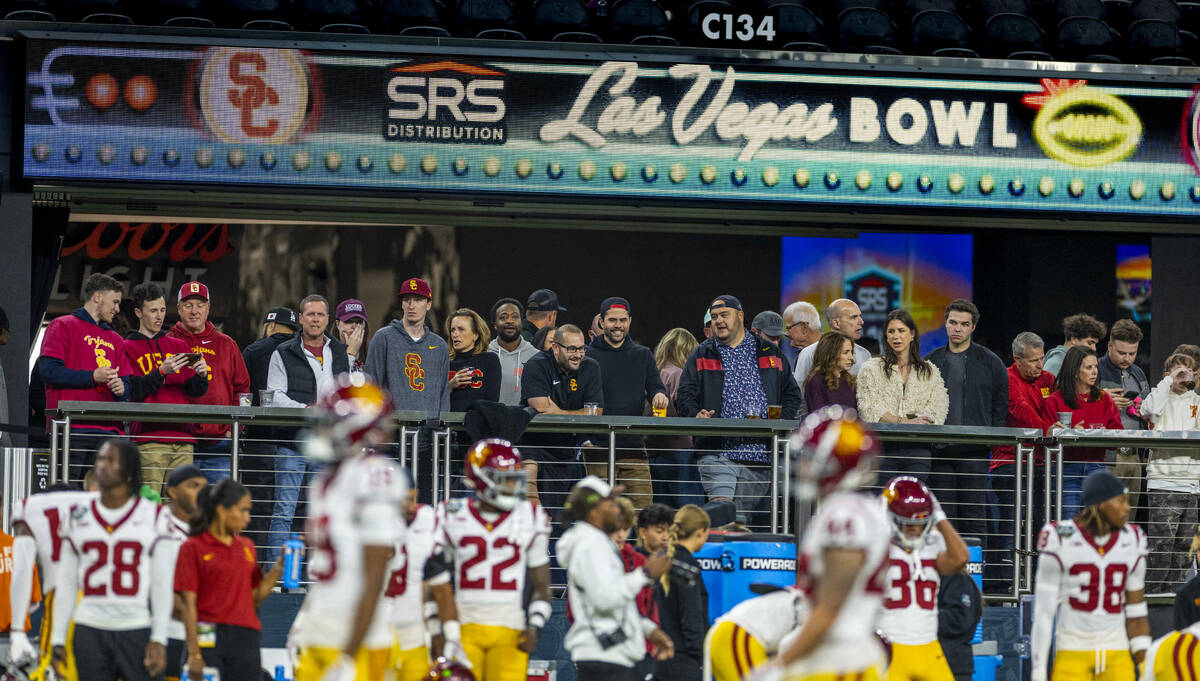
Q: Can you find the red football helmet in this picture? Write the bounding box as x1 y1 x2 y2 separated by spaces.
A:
426 657 476 681
790 405 880 501
882 476 935 552
304 373 394 462
464 438 526 510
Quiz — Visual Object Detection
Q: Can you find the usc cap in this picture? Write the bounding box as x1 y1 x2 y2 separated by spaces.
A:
399 278 432 300
179 281 210 302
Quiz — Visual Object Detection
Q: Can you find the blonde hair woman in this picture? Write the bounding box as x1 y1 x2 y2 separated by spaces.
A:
649 330 706 507
654 505 710 681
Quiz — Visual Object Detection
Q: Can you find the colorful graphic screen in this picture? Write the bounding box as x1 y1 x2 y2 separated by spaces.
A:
781 234 973 355
1116 244 1151 323
20 38 1200 219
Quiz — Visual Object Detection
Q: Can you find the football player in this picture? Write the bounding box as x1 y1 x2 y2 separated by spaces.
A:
433 439 551 681
705 586 807 681
1141 621 1200 681
9 480 96 679
289 374 408 681
386 483 467 681
768 406 890 681
877 476 969 681
1031 469 1149 681
50 439 176 681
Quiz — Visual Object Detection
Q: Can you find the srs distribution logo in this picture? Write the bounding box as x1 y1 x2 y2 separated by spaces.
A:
385 61 507 144
199 47 311 145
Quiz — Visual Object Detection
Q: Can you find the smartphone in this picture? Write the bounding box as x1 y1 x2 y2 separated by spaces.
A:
1122 390 1140 399
184 352 202 364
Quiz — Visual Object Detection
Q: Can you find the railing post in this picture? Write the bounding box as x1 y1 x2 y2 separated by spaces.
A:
431 430 441 502
3 448 14 532
607 429 616 487
230 419 240 480
399 426 410 468
1024 438 1035 592
1013 442 1024 599
410 428 420 486
1051 442 1064 523
770 434 779 534
49 419 61 485
782 437 791 535
443 428 453 501
62 415 71 484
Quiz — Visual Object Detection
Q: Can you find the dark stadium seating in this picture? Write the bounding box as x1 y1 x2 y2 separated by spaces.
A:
1057 15 1121 60
910 9 978 56
607 0 673 44
836 6 901 53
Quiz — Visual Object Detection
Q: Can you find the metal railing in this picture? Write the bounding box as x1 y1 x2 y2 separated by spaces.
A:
38 402 1200 601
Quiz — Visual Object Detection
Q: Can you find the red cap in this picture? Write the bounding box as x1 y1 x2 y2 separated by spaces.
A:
178 281 210 302
399 277 432 300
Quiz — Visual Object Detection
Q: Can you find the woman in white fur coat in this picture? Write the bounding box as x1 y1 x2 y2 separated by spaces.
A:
856 309 949 482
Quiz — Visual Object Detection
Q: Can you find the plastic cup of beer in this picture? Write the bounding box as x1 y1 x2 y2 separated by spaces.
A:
745 411 760 419
260 389 275 406
238 392 252 407
652 406 667 417
584 402 599 415
1058 411 1072 427
768 405 782 419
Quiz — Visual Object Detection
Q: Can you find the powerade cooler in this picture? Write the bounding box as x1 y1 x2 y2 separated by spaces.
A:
694 533 796 624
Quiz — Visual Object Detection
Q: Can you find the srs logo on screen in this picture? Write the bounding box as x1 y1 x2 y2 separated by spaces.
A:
198 47 311 145
385 61 507 144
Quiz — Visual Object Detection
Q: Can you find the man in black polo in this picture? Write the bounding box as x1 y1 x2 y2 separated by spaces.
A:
265 295 348 562
520 323 602 518
585 297 668 510
521 289 566 343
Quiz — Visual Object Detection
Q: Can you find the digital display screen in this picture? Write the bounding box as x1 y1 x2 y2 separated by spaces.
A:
1116 244 1151 323
22 38 1200 217
781 234 973 355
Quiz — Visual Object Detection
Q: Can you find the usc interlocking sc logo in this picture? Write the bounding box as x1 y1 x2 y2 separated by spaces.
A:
405 353 425 391
199 47 310 144
569 378 578 392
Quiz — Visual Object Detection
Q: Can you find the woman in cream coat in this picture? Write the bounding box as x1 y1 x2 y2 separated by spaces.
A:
856 309 949 482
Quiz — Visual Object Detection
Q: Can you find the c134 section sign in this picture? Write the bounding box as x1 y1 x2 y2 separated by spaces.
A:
22 38 1200 217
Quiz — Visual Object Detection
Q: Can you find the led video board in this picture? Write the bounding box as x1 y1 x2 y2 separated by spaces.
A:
22 37 1200 217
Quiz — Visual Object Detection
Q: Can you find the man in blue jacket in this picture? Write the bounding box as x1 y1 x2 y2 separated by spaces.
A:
676 295 802 523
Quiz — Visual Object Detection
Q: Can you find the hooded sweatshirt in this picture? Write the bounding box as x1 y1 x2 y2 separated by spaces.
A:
121 329 208 444
38 308 132 433
487 337 539 406
586 335 665 448
365 320 451 418
166 321 250 441
558 520 658 667
1140 374 1200 492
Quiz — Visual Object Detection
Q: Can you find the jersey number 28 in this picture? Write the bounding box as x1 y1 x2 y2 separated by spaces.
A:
81 540 142 596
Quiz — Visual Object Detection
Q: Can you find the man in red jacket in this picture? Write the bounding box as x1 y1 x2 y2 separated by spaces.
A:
166 281 249 482
122 283 209 496
986 331 1061 592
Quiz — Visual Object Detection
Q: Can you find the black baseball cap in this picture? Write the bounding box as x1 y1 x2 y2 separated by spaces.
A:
264 307 299 330
166 464 206 488
709 295 743 313
600 297 631 316
527 289 567 312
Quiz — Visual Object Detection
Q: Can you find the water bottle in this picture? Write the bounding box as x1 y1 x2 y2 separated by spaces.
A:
283 534 304 590
274 665 288 681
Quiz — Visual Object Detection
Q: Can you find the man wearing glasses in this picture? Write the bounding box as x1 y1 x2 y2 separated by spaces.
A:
520 324 604 519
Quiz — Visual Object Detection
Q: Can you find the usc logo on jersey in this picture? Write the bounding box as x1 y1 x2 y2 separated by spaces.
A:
569 378 578 392
405 353 425 391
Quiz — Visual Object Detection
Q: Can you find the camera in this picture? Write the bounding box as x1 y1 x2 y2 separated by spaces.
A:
596 628 628 649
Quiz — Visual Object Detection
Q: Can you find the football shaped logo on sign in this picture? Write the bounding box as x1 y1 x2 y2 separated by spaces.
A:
199 47 310 145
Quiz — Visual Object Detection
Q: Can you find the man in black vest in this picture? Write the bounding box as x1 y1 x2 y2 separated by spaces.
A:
264 294 348 562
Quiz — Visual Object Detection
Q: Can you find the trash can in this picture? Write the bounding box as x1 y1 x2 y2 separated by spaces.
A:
693 533 796 623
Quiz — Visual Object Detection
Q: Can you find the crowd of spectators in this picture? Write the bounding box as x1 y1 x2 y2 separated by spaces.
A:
37 272 1200 593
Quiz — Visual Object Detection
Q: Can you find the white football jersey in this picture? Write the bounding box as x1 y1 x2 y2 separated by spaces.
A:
793 491 890 675
158 511 190 641
716 588 807 654
878 530 946 646
387 504 436 631
13 490 96 594
294 453 407 651
1036 519 1147 651
434 498 550 631
61 496 170 631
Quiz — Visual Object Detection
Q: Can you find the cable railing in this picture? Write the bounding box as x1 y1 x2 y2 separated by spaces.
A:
35 401 1200 602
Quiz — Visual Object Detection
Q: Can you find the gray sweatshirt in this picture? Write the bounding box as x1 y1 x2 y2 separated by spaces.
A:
487 337 539 406
365 320 451 419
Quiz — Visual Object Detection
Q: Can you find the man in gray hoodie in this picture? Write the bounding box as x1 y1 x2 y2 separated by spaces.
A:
366 277 452 418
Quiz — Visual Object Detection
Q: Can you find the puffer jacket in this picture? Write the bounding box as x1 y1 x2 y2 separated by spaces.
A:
855 357 949 424
1140 374 1200 492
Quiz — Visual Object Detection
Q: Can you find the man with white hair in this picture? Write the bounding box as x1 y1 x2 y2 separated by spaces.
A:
782 301 822 367
791 300 871 415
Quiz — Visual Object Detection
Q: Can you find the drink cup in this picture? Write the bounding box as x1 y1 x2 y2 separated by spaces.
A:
259 389 275 406
238 393 252 407
768 405 782 419
584 402 599 415
1058 411 1072 428
652 406 667 417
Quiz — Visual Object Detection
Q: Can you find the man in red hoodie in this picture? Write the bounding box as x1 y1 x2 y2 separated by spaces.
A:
166 281 249 482
122 283 210 496
986 331 1061 592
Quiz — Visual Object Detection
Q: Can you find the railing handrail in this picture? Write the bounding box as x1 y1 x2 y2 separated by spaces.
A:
54 401 1041 443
